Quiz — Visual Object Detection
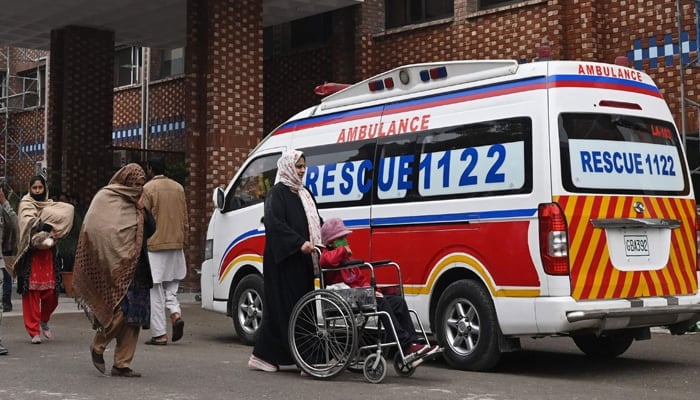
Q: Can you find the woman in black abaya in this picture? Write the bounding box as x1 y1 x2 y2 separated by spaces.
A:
248 149 321 372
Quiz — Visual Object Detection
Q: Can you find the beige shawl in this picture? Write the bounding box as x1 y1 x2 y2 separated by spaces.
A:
8 193 74 278
73 163 146 328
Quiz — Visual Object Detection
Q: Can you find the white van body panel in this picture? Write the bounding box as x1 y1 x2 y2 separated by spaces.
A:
201 59 700 370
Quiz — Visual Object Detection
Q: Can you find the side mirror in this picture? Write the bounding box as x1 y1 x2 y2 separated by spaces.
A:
212 187 226 211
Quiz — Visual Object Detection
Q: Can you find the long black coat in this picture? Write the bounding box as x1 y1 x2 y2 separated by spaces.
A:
253 182 316 365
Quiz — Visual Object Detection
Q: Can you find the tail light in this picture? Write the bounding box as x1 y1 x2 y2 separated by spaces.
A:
538 203 570 275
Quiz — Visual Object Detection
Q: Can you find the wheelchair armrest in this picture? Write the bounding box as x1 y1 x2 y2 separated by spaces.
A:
368 260 392 267
339 259 364 267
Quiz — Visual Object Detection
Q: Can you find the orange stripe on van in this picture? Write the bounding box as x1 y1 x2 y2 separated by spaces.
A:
555 195 697 300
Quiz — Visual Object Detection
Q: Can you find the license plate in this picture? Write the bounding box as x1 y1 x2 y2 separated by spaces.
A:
624 235 649 257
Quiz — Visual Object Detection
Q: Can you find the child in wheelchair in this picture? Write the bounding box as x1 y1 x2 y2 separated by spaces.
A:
319 218 439 360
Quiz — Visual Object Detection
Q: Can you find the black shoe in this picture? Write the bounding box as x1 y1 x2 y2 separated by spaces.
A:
2 303 11 312
172 317 185 342
111 366 141 377
0 343 7 355
91 346 105 374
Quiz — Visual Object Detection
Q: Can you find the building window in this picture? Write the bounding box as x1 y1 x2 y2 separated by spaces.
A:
385 0 454 29
114 47 142 87
151 47 185 81
17 66 45 108
478 0 526 10
290 13 333 49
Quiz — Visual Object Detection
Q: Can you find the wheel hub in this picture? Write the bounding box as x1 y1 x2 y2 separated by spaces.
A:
457 318 471 334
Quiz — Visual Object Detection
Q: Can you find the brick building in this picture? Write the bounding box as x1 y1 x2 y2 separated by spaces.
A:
1 0 699 290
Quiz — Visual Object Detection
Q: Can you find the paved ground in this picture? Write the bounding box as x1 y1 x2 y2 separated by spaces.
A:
2 293 700 400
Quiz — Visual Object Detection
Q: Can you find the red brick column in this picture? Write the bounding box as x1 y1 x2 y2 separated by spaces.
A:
184 0 263 290
48 26 114 204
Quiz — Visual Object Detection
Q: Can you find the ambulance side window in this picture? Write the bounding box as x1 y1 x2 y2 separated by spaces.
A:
416 117 532 201
301 141 376 208
225 153 279 212
374 135 418 203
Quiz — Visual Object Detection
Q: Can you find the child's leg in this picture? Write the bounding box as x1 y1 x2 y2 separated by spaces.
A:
376 295 417 349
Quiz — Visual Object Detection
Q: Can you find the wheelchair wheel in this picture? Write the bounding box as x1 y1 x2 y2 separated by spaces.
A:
362 353 387 384
393 352 416 377
289 290 357 379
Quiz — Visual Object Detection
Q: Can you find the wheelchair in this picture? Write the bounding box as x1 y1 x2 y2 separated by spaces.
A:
287 251 440 383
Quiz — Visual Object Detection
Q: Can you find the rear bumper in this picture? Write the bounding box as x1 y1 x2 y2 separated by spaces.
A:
566 303 700 323
533 293 700 334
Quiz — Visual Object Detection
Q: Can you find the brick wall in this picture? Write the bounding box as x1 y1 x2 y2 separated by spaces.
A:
3 110 44 196
48 26 114 206
112 79 186 151
147 79 186 152
263 48 332 133
183 0 263 290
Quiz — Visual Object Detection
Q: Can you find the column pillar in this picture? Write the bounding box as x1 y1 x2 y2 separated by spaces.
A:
48 26 114 204
184 0 263 289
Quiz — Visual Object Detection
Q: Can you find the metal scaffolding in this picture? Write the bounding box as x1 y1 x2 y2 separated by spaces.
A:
0 46 46 196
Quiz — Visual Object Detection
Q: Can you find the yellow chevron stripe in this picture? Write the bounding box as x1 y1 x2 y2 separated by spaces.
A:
656 198 681 293
572 196 597 298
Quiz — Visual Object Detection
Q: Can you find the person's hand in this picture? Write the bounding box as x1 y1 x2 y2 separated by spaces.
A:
375 290 384 298
0 187 6 204
301 241 314 254
344 245 352 256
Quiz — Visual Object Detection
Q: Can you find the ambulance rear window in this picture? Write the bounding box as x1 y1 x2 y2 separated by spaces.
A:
558 113 689 195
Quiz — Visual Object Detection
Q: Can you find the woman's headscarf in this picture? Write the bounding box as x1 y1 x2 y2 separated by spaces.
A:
9 176 74 277
29 175 47 201
73 163 146 329
276 150 322 246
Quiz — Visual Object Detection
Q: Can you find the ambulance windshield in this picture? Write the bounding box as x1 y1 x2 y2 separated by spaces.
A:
558 113 689 195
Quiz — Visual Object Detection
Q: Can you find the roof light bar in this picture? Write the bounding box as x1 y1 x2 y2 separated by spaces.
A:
384 77 394 89
368 79 385 92
314 82 351 96
429 66 448 79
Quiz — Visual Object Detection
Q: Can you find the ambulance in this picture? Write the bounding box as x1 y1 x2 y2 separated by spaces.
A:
200 59 700 371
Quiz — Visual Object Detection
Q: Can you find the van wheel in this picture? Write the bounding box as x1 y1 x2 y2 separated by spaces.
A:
572 332 634 358
231 274 264 346
435 279 501 371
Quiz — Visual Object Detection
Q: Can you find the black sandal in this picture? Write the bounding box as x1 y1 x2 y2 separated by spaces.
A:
172 318 185 342
91 346 105 374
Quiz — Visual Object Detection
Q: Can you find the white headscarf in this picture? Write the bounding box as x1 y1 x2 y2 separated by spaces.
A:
276 150 322 246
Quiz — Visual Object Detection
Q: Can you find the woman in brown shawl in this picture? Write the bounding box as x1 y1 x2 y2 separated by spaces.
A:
73 163 155 378
11 175 74 343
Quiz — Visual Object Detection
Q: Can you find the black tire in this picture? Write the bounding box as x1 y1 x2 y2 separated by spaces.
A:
393 351 416 377
572 332 634 358
362 353 387 384
231 274 264 346
435 279 502 371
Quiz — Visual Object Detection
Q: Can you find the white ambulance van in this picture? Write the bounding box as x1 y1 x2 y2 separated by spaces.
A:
200 59 700 371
